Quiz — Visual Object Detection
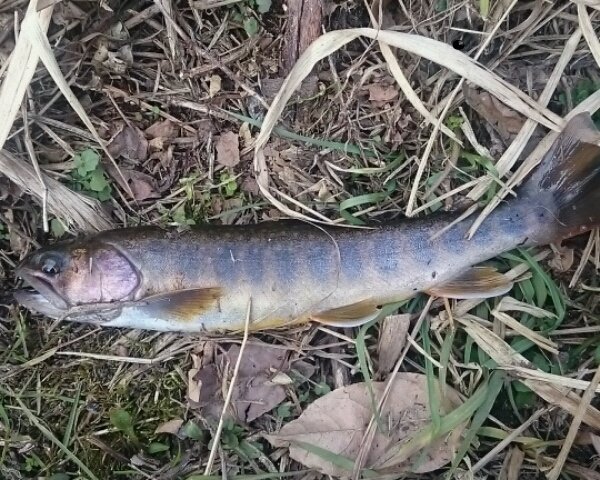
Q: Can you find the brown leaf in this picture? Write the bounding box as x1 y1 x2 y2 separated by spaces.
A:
241 177 259 195
189 342 292 424
368 84 398 103
106 165 160 201
227 343 289 422
549 245 574 273
239 122 252 147
145 119 176 140
53 1 86 26
125 170 160 201
377 314 411 376
188 368 201 405
148 137 165 152
154 419 184 435
464 85 525 143
209 75 222 97
265 374 464 476
215 131 240 167
499 446 524 480
107 124 148 162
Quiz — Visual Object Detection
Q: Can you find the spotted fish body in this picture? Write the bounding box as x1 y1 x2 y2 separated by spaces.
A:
14 113 600 332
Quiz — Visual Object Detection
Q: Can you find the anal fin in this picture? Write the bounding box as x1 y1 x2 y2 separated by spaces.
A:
311 299 381 328
135 288 222 322
427 267 512 300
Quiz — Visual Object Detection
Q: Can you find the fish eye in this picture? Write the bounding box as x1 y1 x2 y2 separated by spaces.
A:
40 256 61 276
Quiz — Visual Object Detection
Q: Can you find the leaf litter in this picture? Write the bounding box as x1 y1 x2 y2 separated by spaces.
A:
189 341 313 423
216 131 241 167
266 373 464 476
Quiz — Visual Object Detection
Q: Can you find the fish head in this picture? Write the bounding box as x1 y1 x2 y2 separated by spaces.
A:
15 240 140 310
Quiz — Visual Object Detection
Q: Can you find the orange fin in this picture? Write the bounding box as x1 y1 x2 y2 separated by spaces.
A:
137 288 222 322
427 267 512 299
311 300 381 327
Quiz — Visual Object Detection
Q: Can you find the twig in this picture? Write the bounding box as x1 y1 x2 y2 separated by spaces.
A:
21 101 49 232
471 408 549 473
204 298 252 475
546 364 600 480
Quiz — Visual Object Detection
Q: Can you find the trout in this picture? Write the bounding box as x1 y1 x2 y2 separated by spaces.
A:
13 113 600 332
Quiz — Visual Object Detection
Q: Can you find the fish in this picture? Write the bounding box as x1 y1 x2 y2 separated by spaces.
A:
13 112 600 332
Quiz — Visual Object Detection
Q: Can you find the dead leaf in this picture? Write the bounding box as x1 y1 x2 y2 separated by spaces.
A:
188 372 201 404
269 371 294 385
367 84 399 103
215 131 240 167
105 165 160 201
124 170 160 201
209 75 222 97
265 374 464 476
241 177 259 195
377 314 411 376
149 137 165 152
549 245 574 272
102 51 130 75
92 38 109 64
189 342 292 423
155 419 184 435
239 122 252 147
107 124 148 162
464 85 525 143
499 446 524 480
145 119 176 140
52 1 87 26
227 343 289 422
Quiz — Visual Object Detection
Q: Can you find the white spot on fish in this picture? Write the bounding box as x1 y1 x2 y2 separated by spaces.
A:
230 250 242 263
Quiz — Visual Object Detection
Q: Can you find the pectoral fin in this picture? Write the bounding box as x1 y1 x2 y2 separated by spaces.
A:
311 300 381 327
135 288 222 322
427 267 512 299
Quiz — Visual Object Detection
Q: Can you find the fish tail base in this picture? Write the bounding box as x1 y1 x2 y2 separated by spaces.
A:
519 112 600 241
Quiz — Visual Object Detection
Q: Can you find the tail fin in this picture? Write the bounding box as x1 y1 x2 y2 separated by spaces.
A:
520 112 600 240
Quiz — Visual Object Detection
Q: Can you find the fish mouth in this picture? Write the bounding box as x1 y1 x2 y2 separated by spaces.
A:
15 267 69 310
13 289 124 325
13 289 68 319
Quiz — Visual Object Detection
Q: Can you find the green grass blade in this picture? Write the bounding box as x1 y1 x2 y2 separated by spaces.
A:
290 440 378 478
62 384 81 447
421 320 441 434
11 393 99 480
517 248 565 327
223 109 378 157
439 328 456 399
375 378 492 470
339 181 396 225
0 400 10 469
447 371 505 476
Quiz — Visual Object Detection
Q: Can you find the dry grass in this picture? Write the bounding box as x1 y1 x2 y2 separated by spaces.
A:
0 0 599 479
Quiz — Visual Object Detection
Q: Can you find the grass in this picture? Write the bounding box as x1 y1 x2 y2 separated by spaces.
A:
0 0 599 479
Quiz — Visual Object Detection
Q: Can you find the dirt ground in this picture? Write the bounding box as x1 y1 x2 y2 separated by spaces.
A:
0 0 599 479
